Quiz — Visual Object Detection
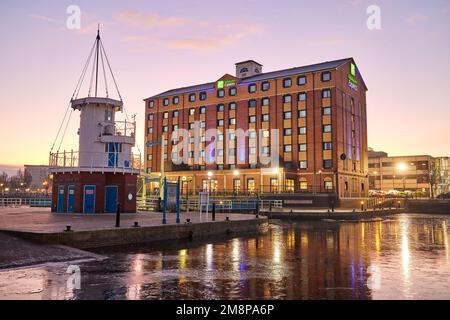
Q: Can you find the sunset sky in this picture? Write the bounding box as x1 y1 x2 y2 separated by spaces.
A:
0 0 449 170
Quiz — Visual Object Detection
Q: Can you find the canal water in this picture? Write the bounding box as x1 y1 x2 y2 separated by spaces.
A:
1 213 450 300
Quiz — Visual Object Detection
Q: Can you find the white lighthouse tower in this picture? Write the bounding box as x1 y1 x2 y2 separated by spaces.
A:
49 29 141 214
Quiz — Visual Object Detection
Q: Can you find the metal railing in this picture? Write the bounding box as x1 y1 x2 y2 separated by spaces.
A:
0 198 51 207
100 120 135 138
260 200 283 210
49 150 141 172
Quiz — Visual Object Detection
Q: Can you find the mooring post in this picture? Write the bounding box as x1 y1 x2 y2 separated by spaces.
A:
162 177 167 225
176 176 180 224
115 202 121 228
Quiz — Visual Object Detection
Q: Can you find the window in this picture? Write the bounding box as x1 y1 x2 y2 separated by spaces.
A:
188 122 195 130
249 147 257 155
284 145 292 152
248 99 256 108
323 160 333 168
147 127 153 134
299 161 307 169
189 93 196 102
299 179 308 190
200 106 206 114
322 107 331 115
299 126 307 135
217 89 225 98
285 179 295 192
283 111 292 119
283 78 292 88
200 122 205 128
218 134 224 141
147 154 152 161
284 128 292 136
298 92 306 101
229 148 236 156
229 87 237 96
262 114 270 122
323 124 332 133
233 179 241 192
249 115 256 123
324 179 333 190
297 76 306 86
262 146 269 154
217 119 224 126
172 110 178 117
262 130 270 138
248 83 256 93
172 124 178 131
147 113 154 121
270 178 278 193
249 131 257 139
217 104 225 112
229 102 236 110
240 67 249 73
261 81 270 91
229 118 236 125
299 143 307 151
229 132 236 140
283 95 292 103
189 108 195 116
199 91 207 101
162 126 168 132
247 178 255 192
321 71 331 82
323 142 332 150
322 89 331 98
163 98 169 106
163 111 169 119
298 110 307 118
149 100 154 108
172 96 179 104
262 97 270 106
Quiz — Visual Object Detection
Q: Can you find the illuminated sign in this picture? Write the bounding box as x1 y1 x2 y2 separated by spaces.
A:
217 79 236 89
348 62 358 91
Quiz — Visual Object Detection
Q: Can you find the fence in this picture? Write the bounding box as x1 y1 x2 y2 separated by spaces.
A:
0 198 52 207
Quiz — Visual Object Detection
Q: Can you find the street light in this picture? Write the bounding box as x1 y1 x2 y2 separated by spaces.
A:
233 170 239 176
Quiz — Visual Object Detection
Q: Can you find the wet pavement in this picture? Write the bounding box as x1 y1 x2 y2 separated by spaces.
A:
1 213 450 300
0 207 255 232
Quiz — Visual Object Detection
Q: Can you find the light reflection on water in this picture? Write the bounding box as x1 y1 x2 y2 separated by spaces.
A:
1 213 450 300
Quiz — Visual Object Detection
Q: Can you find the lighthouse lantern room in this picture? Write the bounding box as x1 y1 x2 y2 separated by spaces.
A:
49 29 141 214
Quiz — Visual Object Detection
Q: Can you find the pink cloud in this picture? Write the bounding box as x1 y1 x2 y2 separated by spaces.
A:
116 10 192 28
405 14 428 25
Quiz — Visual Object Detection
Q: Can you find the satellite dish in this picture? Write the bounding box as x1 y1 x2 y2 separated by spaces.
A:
340 153 347 161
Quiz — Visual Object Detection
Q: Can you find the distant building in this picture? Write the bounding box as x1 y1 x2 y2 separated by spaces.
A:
24 165 50 189
434 157 450 195
369 151 435 196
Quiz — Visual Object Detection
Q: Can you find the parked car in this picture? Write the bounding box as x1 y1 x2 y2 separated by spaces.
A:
437 192 450 199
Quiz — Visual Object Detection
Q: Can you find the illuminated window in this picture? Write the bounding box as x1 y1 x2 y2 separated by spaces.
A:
299 179 308 190
163 111 168 119
285 179 294 192
233 179 241 192
247 178 255 192
262 130 270 138
189 108 195 115
324 178 333 190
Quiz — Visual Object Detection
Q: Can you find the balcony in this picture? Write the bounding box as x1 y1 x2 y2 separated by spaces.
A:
98 120 135 145
49 150 141 174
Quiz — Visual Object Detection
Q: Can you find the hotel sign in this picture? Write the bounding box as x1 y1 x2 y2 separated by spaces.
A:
348 62 358 91
217 79 236 89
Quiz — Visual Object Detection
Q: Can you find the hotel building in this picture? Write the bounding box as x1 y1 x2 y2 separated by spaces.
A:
144 58 369 204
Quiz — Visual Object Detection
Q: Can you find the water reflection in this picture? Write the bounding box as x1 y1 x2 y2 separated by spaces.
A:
1 214 450 299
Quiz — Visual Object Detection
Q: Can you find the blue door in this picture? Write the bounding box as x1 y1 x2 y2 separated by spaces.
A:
67 185 75 213
57 185 65 213
83 185 96 213
105 186 118 213
107 143 120 167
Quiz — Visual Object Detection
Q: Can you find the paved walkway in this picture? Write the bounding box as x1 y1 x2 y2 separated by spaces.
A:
0 207 257 233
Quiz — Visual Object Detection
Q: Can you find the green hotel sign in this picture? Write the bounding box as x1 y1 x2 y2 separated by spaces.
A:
217 79 236 89
348 62 358 91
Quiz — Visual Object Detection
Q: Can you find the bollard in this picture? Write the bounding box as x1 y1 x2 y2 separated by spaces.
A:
212 203 216 221
255 201 259 218
186 218 191 224
269 201 272 213
226 216 229 221
64 225 72 232
115 203 121 228
133 221 140 228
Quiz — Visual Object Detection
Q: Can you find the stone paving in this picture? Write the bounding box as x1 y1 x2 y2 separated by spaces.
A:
0 207 257 233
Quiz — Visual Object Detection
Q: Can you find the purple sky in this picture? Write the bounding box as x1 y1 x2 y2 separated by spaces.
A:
0 0 449 166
